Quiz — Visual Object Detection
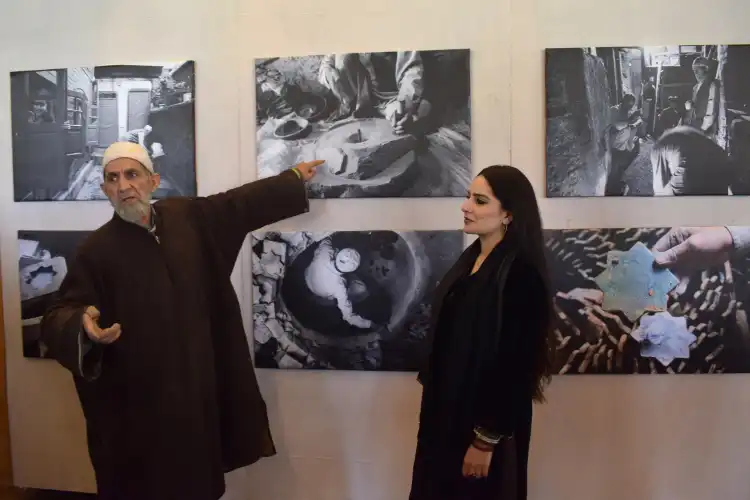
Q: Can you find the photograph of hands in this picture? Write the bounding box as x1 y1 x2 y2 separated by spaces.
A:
546 225 750 374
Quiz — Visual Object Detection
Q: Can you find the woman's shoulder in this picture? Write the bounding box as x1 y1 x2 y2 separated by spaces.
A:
504 252 546 292
506 251 538 277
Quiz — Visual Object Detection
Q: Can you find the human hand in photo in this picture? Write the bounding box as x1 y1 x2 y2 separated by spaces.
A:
293 160 324 182
651 227 734 292
462 443 493 479
385 99 412 135
83 306 121 344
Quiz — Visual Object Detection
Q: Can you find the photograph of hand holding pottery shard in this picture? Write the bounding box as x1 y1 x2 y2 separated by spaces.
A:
545 45 750 197
545 226 750 375
254 50 472 198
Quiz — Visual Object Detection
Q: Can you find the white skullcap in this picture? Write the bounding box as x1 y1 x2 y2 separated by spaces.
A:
102 142 154 173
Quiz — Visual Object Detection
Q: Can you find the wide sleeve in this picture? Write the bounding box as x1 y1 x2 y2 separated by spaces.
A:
471 259 550 442
191 168 309 265
726 226 750 256
318 54 338 87
394 51 424 112
39 252 104 382
702 81 719 132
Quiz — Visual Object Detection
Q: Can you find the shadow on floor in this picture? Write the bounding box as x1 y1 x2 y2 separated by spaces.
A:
0 488 95 499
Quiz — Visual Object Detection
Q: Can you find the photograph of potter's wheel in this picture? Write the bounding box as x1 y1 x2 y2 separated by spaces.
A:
254 50 472 198
250 230 463 370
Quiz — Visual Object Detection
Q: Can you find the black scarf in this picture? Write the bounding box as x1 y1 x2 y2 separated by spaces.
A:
417 236 517 393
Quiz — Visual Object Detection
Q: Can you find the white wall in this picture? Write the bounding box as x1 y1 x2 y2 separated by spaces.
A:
1 0 750 499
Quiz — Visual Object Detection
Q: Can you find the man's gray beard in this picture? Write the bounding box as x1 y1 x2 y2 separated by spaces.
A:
113 198 151 226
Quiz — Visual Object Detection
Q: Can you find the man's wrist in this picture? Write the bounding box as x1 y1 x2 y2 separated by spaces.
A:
291 167 301 179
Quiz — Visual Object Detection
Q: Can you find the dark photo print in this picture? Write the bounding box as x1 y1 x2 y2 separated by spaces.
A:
251 230 464 371
545 226 750 374
10 61 196 202
18 230 90 358
546 45 750 197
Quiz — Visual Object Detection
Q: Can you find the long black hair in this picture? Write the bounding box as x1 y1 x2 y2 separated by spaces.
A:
477 164 555 402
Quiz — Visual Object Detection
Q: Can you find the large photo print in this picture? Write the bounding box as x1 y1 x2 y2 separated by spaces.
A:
546 226 750 374
10 62 196 201
251 230 464 371
17 230 90 358
255 50 472 198
545 45 750 197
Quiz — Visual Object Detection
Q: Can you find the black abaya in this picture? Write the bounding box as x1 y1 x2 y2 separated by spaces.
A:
409 238 550 500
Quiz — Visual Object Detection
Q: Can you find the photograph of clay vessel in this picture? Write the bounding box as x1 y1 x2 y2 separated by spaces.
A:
545 45 750 197
255 50 471 198
546 226 750 374
10 61 197 201
17 230 91 358
251 230 464 370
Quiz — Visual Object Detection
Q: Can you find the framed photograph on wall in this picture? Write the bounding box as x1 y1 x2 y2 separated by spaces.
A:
10 61 197 202
251 230 464 370
546 226 750 374
17 230 91 358
545 44 750 197
254 50 472 198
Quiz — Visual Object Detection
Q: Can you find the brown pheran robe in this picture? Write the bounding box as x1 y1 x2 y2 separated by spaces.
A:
41 169 309 500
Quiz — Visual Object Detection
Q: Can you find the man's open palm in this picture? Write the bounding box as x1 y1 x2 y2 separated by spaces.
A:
83 306 121 344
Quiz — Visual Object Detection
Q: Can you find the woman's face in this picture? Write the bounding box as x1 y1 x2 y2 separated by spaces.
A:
460 175 511 236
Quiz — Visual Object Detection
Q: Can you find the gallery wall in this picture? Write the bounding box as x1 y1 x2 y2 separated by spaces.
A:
1 0 750 499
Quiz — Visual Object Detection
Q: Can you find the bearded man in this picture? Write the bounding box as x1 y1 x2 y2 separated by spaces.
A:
41 142 322 500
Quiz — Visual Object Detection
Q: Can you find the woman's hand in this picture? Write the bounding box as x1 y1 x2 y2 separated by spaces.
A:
462 443 493 478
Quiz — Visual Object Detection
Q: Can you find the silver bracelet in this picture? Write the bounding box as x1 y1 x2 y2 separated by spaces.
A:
473 427 502 445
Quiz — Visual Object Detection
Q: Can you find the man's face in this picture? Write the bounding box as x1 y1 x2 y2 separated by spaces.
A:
101 158 160 224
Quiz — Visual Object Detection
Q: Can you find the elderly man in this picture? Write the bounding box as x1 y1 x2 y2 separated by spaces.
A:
40 142 323 500
684 56 720 138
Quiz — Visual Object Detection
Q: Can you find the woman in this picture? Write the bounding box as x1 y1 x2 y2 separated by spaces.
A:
409 165 554 500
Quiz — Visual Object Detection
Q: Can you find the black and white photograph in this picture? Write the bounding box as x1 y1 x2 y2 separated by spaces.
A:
546 45 750 197
255 50 472 198
17 230 90 358
10 61 197 202
545 226 750 374
251 230 464 371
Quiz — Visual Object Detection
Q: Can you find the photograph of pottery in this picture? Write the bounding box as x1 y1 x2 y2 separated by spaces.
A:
251 230 464 370
254 50 472 198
